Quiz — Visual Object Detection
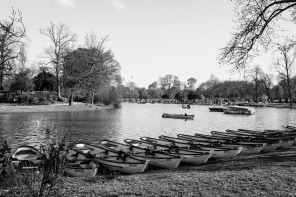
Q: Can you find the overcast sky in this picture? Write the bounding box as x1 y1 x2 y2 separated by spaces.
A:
1 0 247 88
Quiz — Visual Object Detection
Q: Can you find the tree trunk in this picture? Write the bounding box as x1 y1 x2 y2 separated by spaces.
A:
69 90 74 106
289 90 293 106
56 73 61 99
0 71 3 90
91 90 94 105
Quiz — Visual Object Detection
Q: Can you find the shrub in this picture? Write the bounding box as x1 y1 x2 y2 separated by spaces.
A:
0 128 69 197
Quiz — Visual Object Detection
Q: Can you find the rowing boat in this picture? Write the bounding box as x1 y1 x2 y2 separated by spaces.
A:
162 113 195 120
73 142 149 174
99 140 182 169
233 129 295 148
66 148 99 177
178 133 263 155
139 137 212 164
159 135 241 159
10 145 42 170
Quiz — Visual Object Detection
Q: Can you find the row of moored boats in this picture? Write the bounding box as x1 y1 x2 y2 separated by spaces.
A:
1 125 296 177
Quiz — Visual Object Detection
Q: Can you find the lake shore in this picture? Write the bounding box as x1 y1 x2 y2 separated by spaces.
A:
1 102 296 114
57 147 296 196
0 102 112 113
1 146 295 196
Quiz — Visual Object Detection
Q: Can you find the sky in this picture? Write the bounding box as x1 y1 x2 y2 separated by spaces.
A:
1 0 250 88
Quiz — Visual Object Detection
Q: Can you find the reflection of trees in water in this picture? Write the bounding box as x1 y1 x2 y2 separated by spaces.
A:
0 111 119 148
0 113 59 149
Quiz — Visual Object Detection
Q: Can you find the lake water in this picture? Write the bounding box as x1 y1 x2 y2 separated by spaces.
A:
1 103 296 149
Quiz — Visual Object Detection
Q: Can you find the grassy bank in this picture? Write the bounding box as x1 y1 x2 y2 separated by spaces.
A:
25 147 295 197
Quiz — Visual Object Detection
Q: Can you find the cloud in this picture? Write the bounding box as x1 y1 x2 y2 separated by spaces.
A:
111 0 126 10
53 0 75 7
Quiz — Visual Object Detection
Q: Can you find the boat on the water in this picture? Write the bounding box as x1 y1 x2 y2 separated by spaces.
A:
162 113 195 120
209 107 225 112
73 142 150 174
10 145 43 170
181 104 191 109
224 106 255 115
284 125 296 131
99 140 182 169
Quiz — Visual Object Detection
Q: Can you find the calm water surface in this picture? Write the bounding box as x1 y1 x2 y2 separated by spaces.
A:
1 103 296 149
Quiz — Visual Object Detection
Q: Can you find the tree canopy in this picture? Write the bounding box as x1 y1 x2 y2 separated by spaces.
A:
219 0 296 69
0 8 26 89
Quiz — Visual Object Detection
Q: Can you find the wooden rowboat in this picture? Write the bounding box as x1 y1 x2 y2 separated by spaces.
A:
10 145 42 170
99 140 182 169
140 137 212 164
72 142 150 174
225 130 280 151
162 113 195 120
209 107 225 112
159 135 241 159
66 148 98 177
232 129 295 149
177 133 266 155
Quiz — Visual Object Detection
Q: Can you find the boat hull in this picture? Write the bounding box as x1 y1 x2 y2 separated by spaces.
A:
162 113 194 120
100 140 182 169
96 156 149 174
65 161 98 177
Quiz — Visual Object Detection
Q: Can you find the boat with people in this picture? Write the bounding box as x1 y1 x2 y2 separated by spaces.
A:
181 104 191 109
223 106 256 115
209 107 226 112
99 140 182 169
162 113 195 120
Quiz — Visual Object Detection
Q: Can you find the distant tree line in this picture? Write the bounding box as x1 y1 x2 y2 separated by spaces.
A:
120 70 296 105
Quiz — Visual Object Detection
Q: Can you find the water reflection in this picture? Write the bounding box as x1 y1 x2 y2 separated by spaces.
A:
1 103 296 148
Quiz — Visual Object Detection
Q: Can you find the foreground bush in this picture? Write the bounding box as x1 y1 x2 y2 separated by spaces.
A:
0 128 69 197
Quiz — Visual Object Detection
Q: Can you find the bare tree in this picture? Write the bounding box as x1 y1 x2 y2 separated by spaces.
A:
273 41 295 106
219 1 296 69
40 22 77 99
246 65 262 102
63 36 120 105
259 72 274 101
0 8 26 89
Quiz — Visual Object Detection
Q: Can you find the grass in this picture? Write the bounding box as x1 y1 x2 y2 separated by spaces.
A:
52 147 296 197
